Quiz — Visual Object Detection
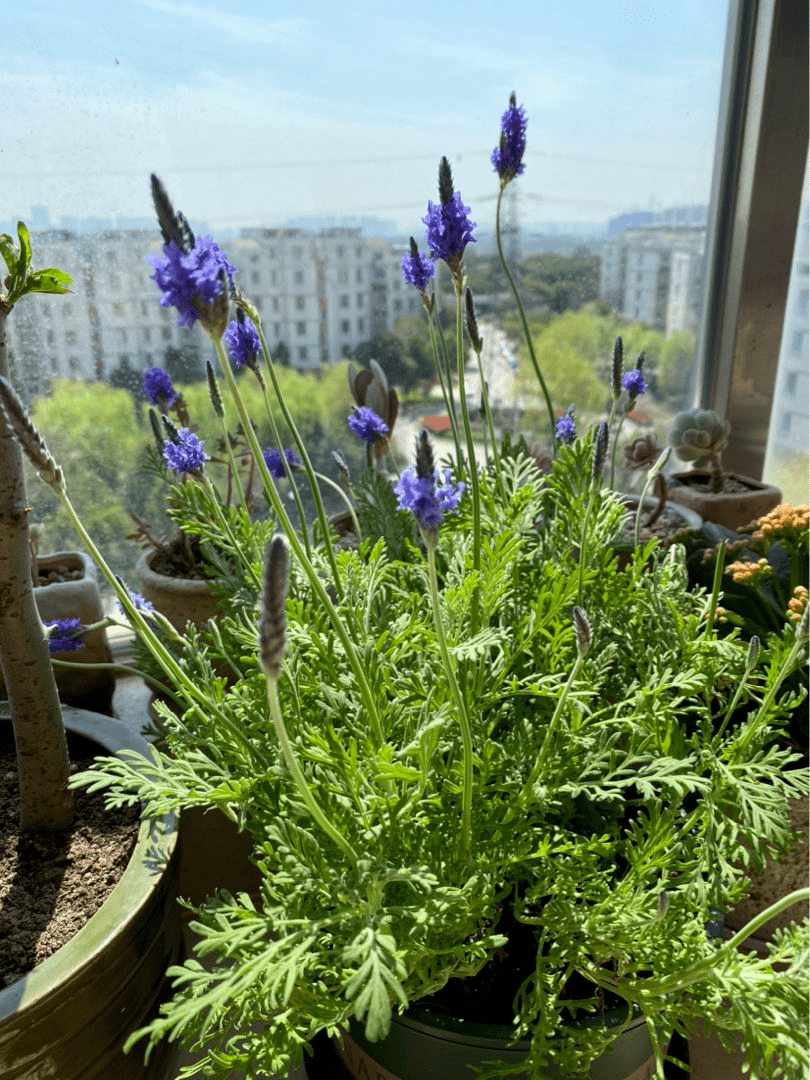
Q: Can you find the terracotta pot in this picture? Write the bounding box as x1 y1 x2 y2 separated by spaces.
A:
328 1002 656 1080
136 548 220 635
0 705 181 1079
666 471 781 532
0 551 115 715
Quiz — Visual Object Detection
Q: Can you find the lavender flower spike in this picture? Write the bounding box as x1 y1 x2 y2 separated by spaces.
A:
142 365 177 408
621 368 647 400
147 234 236 336
491 92 528 183
224 313 261 370
163 428 209 475
555 414 577 445
46 618 85 653
263 448 302 480
401 238 436 292
348 406 389 445
423 192 476 268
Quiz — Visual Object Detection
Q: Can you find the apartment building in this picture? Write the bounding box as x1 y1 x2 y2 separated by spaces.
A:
6 226 419 397
599 227 706 336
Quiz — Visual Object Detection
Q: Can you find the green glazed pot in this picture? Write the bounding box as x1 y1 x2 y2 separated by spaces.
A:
330 1002 656 1080
0 705 180 1079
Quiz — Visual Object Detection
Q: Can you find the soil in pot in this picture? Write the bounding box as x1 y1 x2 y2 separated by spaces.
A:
0 726 140 986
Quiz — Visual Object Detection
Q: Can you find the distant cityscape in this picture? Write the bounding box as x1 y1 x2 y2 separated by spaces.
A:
4 198 806 459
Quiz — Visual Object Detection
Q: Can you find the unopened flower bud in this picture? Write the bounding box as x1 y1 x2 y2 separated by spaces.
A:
260 535 290 679
438 156 455 206
611 337 624 398
161 413 182 445
415 428 435 481
465 287 483 354
746 636 760 672
206 361 224 418
0 376 64 490
591 422 609 485
572 606 591 657
148 408 165 456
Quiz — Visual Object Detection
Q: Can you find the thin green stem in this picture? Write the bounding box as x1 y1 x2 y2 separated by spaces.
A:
731 629 809 760
201 475 262 592
314 470 362 542
628 888 810 998
427 308 461 466
53 483 260 765
249 321 341 590
453 277 482 634
494 185 555 452
704 541 727 639
266 676 359 867
473 347 507 506
426 542 473 864
210 336 386 747
50 658 182 705
633 447 672 548
520 658 582 803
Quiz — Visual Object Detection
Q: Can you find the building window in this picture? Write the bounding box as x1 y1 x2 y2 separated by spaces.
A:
296 321 306 335
342 344 351 358
356 269 362 283
117 328 128 344
298 346 307 362
109 273 121 290
273 322 281 336
357 293 364 307
340 294 350 309
143 328 152 344
296 296 306 310
162 327 172 341
46 329 55 344
337 268 348 284
294 270 304 285
273 298 280 312
113 302 125 317
797 289 809 314
65 330 77 345
792 332 805 355
271 271 278 285
337 246 345 257
340 319 350 333
357 318 365 333
68 356 79 372
252 271 261 284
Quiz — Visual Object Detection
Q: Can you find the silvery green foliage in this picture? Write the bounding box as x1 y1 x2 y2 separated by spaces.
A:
73 437 810 1080
667 407 731 469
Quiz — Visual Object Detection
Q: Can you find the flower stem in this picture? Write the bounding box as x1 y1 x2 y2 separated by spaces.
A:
210 337 386 747
426 541 473 864
520 656 583 802
453 278 482 634
427 308 462 468
265 675 359 867
314 470 362 543
494 186 555 452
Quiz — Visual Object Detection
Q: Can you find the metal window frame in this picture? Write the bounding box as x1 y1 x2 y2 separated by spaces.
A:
695 0 808 479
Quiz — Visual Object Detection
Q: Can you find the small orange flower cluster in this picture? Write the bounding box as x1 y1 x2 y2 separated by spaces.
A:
752 504 810 541
726 557 772 584
788 585 808 623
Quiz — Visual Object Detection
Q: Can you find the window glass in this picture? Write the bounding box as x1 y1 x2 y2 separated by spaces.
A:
764 156 809 505
3 1 732 583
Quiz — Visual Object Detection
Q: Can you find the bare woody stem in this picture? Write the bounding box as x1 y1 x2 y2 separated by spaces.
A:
0 306 73 831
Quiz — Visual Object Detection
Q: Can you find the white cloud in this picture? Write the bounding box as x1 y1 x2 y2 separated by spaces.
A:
138 0 310 45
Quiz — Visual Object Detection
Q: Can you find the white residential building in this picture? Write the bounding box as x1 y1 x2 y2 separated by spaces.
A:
6 226 419 396
599 227 706 336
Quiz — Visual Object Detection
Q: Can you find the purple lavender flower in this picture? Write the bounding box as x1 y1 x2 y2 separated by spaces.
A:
621 368 648 400
224 316 261 369
263 447 302 479
147 235 236 330
163 428 209 474
423 193 477 265
142 366 177 408
491 96 528 181
115 592 155 616
394 467 465 531
46 618 84 653
555 415 577 444
401 247 436 292
348 406 389 445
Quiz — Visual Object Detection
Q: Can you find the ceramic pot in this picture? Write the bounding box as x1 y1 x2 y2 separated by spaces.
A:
0 551 115 715
0 705 181 1079
666 471 781 532
329 1002 657 1080
136 548 220 635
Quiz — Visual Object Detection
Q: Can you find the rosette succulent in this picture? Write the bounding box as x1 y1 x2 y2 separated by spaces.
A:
668 407 731 491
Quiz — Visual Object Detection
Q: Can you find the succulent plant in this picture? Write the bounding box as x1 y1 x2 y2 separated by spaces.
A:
667 407 731 492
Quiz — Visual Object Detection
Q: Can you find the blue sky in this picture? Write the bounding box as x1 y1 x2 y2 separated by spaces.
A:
3 0 730 236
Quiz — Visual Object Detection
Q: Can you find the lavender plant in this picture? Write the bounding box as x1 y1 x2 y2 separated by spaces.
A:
1 108 808 1080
